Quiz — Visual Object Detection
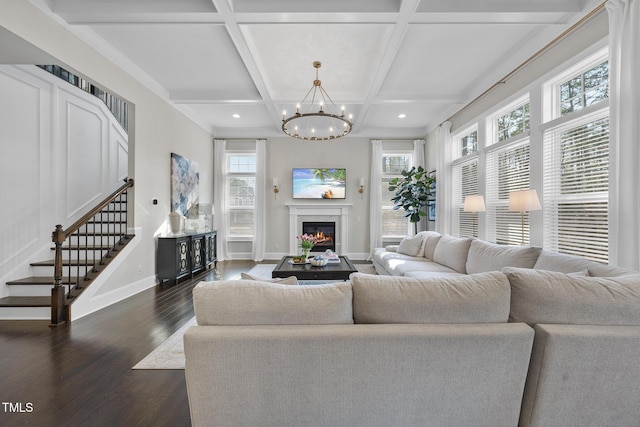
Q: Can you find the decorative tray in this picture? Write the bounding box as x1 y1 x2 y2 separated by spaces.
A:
289 258 310 265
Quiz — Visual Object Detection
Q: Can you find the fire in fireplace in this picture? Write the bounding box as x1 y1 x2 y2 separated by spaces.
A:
302 221 336 252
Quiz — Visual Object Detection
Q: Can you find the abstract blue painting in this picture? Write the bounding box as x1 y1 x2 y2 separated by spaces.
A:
171 153 199 218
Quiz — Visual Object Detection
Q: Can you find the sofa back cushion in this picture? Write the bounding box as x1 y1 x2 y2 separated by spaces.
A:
351 272 510 324
193 280 354 325
534 250 633 277
422 231 442 260
432 234 472 273
466 240 541 274
504 267 640 325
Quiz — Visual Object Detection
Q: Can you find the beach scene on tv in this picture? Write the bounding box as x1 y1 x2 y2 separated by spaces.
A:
292 168 346 199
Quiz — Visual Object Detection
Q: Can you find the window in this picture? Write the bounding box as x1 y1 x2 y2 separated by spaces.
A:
451 158 478 238
497 102 530 142
227 154 256 238
381 153 412 238
543 111 609 263
486 141 531 245
460 130 478 157
560 61 609 115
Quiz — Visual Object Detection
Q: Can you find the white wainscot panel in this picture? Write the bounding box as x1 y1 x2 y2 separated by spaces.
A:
0 71 41 267
66 100 105 218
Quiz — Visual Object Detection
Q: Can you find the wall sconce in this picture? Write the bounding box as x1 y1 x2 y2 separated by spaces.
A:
358 178 365 199
272 177 279 199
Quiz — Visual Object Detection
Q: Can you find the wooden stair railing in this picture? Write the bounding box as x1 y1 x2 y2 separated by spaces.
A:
50 179 134 326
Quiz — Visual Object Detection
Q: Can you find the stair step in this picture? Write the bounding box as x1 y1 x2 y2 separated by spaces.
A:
51 245 112 250
31 259 99 267
86 220 127 225
6 277 76 286
0 296 51 307
70 232 127 236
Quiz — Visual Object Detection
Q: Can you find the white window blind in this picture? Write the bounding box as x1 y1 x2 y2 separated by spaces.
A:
381 153 412 238
452 158 478 238
543 111 609 263
486 141 531 245
227 154 256 237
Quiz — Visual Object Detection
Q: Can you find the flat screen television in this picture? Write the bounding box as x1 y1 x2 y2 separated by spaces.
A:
292 168 346 199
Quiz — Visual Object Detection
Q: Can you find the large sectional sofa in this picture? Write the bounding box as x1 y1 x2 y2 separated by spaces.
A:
184 233 640 427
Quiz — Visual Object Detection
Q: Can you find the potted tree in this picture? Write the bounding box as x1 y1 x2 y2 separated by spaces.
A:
388 166 435 234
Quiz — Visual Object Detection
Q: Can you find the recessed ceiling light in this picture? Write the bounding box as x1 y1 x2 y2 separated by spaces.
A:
398 113 406 119
232 114 240 118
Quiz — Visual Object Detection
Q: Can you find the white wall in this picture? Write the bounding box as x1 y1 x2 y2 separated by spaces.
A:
0 1 213 318
0 65 128 298
264 137 373 260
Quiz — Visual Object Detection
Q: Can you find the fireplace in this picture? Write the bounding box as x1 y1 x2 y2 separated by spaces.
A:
303 222 336 252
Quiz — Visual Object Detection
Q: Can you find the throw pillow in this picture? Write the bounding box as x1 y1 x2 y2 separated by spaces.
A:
193 280 354 325
432 234 472 273
397 234 424 257
351 272 510 324
241 272 298 285
504 267 640 326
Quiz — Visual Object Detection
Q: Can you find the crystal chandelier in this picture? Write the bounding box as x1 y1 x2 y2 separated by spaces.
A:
282 61 353 141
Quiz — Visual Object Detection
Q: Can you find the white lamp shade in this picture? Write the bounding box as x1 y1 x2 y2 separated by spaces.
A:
508 189 541 212
463 195 486 213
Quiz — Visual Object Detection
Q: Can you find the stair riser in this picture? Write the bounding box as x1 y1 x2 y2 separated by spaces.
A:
31 265 98 277
0 307 49 320
55 251 109 261
9 285 54 297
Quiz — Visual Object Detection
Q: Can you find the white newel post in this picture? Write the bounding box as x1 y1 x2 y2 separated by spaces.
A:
287 203 351 255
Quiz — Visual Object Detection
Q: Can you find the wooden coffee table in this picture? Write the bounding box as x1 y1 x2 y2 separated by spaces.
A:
272 256 357 281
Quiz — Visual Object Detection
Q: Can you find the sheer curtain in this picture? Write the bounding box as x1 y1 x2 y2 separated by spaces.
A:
252 139 266 261
607 0 640 269
369 140 383 258
435 122 453 235
213 139 229 260
413 139 425 168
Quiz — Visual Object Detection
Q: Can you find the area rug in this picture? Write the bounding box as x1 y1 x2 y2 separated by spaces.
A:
132 317 197 370
132 263 376 369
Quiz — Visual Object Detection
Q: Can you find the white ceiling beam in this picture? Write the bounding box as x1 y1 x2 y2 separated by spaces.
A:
209 0 281 132
351 0 421 134
57 13 224 25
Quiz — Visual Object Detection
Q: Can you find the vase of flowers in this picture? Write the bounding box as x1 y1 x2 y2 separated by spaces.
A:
297 233 317 259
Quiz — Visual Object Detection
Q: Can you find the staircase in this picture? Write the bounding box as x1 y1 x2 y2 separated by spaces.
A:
0 179 135 325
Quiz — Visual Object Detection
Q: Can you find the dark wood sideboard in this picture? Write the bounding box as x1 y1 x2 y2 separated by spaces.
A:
156 230 217 285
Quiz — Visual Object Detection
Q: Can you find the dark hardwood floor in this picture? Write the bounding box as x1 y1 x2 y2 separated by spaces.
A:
0 260 256 427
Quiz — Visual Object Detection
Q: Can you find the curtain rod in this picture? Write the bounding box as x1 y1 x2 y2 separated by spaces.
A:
439 1 607 127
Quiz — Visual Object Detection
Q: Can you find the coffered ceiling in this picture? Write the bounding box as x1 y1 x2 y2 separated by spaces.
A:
31 0 601 138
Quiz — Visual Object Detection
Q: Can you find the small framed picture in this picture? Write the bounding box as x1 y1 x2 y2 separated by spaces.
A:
428 201 436 221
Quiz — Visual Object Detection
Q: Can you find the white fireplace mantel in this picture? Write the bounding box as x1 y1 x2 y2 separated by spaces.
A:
287 203 351 255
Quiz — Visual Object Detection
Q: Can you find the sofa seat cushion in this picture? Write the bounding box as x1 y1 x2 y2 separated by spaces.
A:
351 272 510 324
404 271 466 279
373 247 421 265
534 250 634 277
386 259 459 276
432 234 472 273
466 240 541 274
193 280 354 325
504 267 640 325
